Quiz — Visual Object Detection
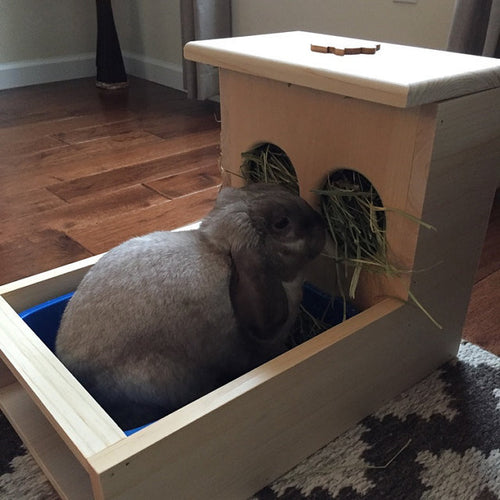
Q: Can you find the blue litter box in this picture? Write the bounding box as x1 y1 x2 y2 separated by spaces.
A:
19 293 146 436
19 292 74 353
19 283 357 436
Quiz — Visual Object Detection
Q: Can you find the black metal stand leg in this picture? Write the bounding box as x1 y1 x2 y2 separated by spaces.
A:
95 0 128 89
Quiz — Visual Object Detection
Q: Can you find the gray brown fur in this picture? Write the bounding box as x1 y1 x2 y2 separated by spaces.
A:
55 183 325 429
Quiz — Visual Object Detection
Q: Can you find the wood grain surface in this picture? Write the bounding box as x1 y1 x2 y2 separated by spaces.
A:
0 77 221 285
185 31 500 108
0 77 497 357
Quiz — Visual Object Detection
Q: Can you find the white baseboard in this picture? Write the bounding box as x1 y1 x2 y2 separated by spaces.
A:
0 52 184 93
0 54 95 91
122 52 184 92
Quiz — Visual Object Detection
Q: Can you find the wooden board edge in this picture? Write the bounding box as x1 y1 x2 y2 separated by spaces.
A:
0 379 94 500
87 297 459 499
0 296 125 460
0 221 203 313
0 254 103 313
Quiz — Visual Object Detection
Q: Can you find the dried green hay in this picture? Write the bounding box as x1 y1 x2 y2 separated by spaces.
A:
315 169 392 301
240 143 299 195
238 146 440 332
288 302 331 347
287 285 359 347
315 169 440 328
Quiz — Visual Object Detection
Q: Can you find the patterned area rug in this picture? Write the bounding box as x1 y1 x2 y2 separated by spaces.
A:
1 341 499 499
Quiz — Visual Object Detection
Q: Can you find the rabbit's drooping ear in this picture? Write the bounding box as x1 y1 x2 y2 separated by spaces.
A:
229 246 289 342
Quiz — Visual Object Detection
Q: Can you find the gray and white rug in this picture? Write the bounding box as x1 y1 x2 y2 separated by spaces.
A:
1 341 499 499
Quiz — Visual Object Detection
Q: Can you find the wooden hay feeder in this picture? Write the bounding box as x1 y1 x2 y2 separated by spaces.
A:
1 32 499 499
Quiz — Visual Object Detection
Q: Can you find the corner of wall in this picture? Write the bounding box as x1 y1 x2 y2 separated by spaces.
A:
122 52 184 91
0 54 95 91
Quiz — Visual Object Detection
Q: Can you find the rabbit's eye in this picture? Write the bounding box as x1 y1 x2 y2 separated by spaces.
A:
273 216 290 230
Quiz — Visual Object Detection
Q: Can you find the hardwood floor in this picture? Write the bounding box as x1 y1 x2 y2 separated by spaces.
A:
462 189 500 355
0 77 498 355
0 77 221 284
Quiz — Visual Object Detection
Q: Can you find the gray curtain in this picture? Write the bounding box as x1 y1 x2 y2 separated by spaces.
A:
447 0 500 57
180 0 232 100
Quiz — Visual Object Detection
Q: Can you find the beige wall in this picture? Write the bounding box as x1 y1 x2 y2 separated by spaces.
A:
232 0 456 50
113 0 182 65
0 0 456 88
0 0 96 63
113 0 456 67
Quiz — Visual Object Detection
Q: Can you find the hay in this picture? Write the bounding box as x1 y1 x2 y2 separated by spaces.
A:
315 169 396 301
240 143 299 195
289 301 331 347
315 170 440 327
239 145 441 332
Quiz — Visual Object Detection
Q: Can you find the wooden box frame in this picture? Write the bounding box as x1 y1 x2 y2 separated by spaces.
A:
1 32 499 499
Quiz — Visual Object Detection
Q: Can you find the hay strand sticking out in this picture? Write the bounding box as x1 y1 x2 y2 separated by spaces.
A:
315 169 395 300
240 143 299 195
239 146 440 331
315 169 440 328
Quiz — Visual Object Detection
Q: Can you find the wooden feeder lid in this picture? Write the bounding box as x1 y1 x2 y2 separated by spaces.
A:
184 31 500 108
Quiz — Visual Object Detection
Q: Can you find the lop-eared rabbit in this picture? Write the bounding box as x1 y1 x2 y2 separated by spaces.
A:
56 183 325 429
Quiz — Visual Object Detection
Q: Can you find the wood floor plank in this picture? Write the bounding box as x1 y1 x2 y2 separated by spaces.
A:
51 108 218 146
0 112 136 146
46 144 220 202
51 118 147 145
145 163 221 199
0 187 66 222
70 129 165 154
0 129 162 167
66 187 219 254
50 185 171 233
462 270 500 355
0 79 130 125
141 109 220 139
0 135 66 158
0 185 170 240
0 129 214 192
17 128 217 187
0 229 92 286
0 77 191 127
475 190 500 281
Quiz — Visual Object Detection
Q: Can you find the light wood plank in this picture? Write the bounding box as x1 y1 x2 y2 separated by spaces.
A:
0 254 101 313
185 31 500 108
89 299 459 499
0 381 92 500
410 88 500 337
0 296 125 461
219 69 434 309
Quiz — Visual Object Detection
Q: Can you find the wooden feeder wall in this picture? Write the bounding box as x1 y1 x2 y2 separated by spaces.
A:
0 31 499 499
220 70 435 308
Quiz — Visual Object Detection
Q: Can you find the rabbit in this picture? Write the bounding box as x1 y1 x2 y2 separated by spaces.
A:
55 183 326 429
